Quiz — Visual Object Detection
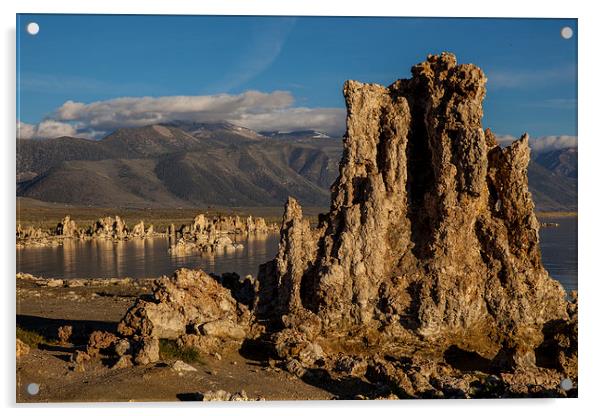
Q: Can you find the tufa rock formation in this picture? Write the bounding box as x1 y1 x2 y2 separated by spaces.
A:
56 215 79 238
92 216 128 239
118 268 258 358
256 53 573 372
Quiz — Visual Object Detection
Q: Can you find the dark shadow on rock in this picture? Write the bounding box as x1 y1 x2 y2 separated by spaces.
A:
37 343 76 353
535 318 567 371
444 345 493 373
238 337 277 363
17 314 117 345
299 368 379 399
176 392 202 401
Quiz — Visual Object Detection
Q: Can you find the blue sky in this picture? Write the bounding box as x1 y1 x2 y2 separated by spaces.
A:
17 14 577 141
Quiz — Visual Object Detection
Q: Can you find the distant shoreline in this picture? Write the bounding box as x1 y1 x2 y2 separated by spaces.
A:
15 197 577 230
535 211 578 218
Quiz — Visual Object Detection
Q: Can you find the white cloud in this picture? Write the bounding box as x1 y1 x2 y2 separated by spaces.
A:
228 107 346 134
487 65 576 89
17 121 35 140
17 119 77 140
20 90 347 139
495 134 577 152
529 135 578 152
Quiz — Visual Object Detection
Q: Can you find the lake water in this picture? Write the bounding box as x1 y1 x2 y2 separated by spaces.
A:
16 217 577 291
539 216 578 292
16 235 279 280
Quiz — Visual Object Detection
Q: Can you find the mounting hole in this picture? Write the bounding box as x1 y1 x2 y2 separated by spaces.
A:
560 378 573 391
26 22 40 36
560 26 573 40
27 383 40 395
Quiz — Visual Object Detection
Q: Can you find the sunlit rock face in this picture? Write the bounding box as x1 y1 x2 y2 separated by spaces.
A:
256 53 570 367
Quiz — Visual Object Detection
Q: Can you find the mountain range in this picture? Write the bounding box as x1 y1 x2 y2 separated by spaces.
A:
16 121 577 211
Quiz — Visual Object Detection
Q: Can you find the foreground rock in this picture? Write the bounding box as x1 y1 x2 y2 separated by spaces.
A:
118 268 258 359
254 53 577 396
198 389 263 401
16 339 30 358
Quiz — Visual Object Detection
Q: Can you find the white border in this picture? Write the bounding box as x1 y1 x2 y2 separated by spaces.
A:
2 1 600 415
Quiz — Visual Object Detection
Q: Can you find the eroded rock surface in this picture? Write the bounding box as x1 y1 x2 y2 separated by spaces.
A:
16 339 30 358
255 53 576 390
118 268 257 357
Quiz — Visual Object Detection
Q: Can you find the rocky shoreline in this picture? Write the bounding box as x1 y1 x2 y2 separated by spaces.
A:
16 266 577 400
16 213 278 250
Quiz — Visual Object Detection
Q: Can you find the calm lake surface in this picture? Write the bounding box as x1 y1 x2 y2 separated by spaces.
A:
539 216 578 292
16 216 577 291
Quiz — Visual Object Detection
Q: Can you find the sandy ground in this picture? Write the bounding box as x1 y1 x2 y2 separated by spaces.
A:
16 278 336 402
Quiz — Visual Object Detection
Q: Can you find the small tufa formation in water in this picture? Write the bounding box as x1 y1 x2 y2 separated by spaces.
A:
168 213 276 255
55 215 79 238
90 216 129 239
16 223 54 248
16 215 158 247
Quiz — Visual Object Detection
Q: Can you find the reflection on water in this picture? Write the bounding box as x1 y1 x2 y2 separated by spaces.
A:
17 234 279 279
16 218 577 291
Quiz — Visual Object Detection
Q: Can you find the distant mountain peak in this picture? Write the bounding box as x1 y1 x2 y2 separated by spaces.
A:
259 129 334 140
163 120 265 140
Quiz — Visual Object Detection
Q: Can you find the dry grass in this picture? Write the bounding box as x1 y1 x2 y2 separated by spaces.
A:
16 326 54 348
16 197 328 231
158 339 205 364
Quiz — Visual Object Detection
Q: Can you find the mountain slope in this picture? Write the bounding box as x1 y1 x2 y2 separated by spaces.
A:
533 147 577 179
527 160 577 211
100 124 204 157
16 123 578 211
17 159 193 208
16 136 117 181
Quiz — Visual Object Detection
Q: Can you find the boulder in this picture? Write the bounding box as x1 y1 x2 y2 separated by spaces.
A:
133 336 160 365
200 389 255 401
114 338 131 357
118 268 254 348
171 360 198 373
70 350 90 372
199 319 246 340
87 330 118 356
111 355 133 370
57 325 73 344
16 339 30 358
